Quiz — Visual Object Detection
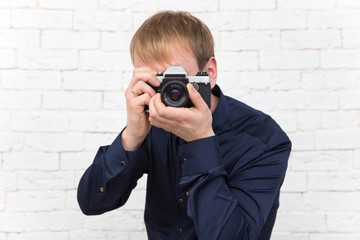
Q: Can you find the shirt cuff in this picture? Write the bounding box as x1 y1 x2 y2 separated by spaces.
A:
104 129 148 179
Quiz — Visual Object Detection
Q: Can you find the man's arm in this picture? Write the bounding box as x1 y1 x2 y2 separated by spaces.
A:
179 131 291 239
77 131 149 215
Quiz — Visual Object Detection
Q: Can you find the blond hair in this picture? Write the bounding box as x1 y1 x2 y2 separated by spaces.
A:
130 11 214 70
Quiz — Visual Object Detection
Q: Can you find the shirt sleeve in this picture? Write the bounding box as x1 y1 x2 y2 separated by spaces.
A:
178 134 291 240
77 129 149 215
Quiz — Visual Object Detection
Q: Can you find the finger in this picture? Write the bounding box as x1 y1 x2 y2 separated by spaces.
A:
152 94 187 121
187 83 208 111
132 81 157 97
129 68 159 89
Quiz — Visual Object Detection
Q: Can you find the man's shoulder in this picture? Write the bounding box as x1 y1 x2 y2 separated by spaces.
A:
224 95 291 148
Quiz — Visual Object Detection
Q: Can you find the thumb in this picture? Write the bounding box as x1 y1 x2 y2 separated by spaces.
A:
187 83 208 110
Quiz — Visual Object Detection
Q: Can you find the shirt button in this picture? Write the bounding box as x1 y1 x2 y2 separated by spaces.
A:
182 157 187 163
100 187 104 192
120 161 126 167
178 227 183 232
179 198 183 203
185 192 189 197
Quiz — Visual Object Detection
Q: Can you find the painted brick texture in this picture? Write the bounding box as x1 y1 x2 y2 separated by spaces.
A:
0 0 359 239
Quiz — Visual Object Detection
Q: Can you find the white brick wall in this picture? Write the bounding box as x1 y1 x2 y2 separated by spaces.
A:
0 0 359 239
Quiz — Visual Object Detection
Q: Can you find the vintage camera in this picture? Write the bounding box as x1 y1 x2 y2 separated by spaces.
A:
148 66 211 109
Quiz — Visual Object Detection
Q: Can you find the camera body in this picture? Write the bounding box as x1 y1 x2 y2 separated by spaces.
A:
149 66 211 109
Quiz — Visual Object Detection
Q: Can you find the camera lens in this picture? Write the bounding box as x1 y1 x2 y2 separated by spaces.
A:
161 80 189 107
169 89 181 101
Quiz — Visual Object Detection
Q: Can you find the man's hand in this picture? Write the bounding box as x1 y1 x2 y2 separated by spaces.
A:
122 67 160 151
148 83 215 142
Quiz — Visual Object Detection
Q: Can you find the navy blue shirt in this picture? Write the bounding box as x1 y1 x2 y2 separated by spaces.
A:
77 85 291 240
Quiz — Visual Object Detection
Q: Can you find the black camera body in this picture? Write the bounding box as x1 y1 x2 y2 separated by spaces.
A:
149 66 211 109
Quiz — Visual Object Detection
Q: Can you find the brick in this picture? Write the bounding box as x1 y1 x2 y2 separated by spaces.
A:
100 0 157 11
278 193 306 212
0 10 10 28
6 191 66 211
309 10 360 28
0 30 39 48
275 90 338 110
2 70 62 90
281 172 307 192
3 152 58 170
0 172 17 191
12 9 72 29
8 232 68 240
297 111 359 130
18 49 78 70
355 150 360 169
0 191 4 211
336 0 360 8
130 231 148 240
122 190 146 211
249 11 307 30
343 29 360 48
158 0 218 11
290 151 353 171
84 133 117 151
196 12 248 31
66 190 79 209
271 232 309 240
0 213 24 232
239 91 278 111
43 91 102 110
69 230 129 240
221 31 280 51
0 111 10 130
315 129 360 150
240 71 300 90
282 30 341 49
42 30 99 49
339 90 360 109
327 213 360 232
288 132 314 151
304 191 360 212
321 50 360 69
74 10 132 31
0 0 36 7
102 31 133 51
11 111 69 132
0 91 41 109
217 51 258 71
274 212 326 232
220 0 276 10
0 132 23 151
17 171 75 190
38 0 97 9
63 71 123 91
60 152 94 170
104 91 126 110
69 111 126 133
79 51 132 71
268 112 298 133
25 133 84 152
310 233 360 240
23 211 83 231
260 50 319 70
0 49 16 68
308 171 360 191
302 70 360 90
278 0 335 9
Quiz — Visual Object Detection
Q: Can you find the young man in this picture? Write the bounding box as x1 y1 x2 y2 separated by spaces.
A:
77 11 291 240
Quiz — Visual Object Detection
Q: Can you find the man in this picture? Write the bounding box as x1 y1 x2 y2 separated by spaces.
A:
77 11 291 240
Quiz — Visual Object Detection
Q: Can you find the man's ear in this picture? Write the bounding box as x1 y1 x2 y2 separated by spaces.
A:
202 57 217 89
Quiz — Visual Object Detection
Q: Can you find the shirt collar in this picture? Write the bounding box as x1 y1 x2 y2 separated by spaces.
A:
211 85 230 134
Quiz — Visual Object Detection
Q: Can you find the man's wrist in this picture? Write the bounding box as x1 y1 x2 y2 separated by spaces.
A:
121 127 147 151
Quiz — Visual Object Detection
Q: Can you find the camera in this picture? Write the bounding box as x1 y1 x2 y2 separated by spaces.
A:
147 66 211 109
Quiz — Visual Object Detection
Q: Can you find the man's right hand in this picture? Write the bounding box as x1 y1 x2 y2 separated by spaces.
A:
121 67 160 151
